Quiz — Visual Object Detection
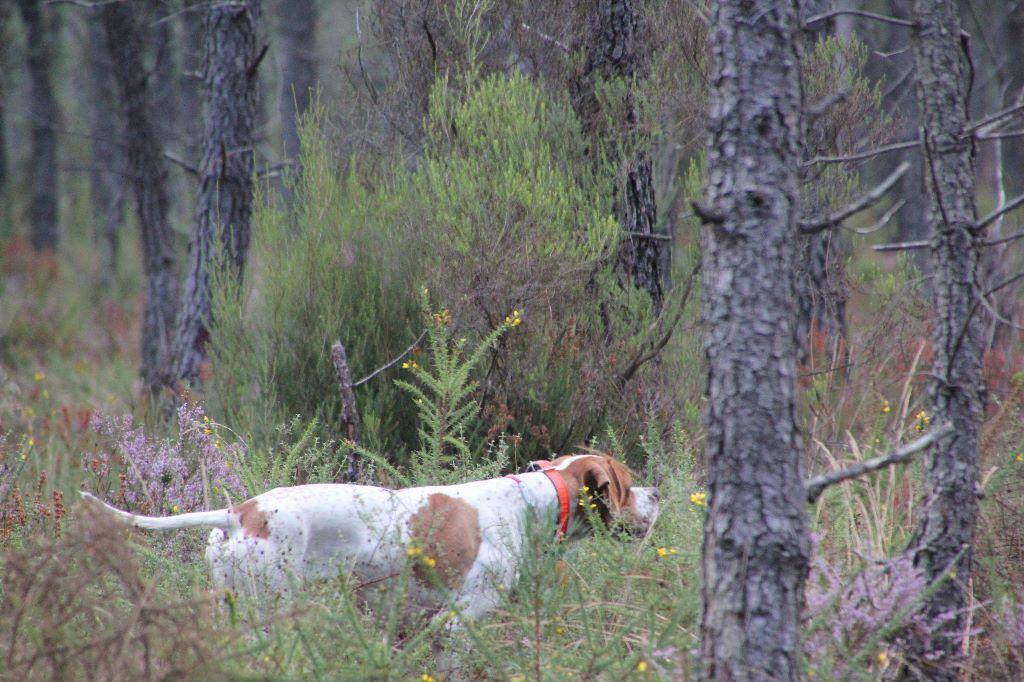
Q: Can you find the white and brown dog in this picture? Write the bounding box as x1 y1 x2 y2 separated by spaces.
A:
80 454 659 620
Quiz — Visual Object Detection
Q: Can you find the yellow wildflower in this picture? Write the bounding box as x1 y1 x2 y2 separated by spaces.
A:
636 661 649 672
915 410 930 432
171 505 180 513
877 651 889 666
423 556 437 568
27 437 35 447
690 491 707 506
34 371 45 382
1016 454 1023 463
421 674 435 682
40 389 49 400
407 546 423 557
881 399 891 414
402 360 419 369
657 547 668 557
504 309 523 327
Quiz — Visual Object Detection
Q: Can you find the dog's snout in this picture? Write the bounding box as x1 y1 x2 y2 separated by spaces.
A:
650 487 661 502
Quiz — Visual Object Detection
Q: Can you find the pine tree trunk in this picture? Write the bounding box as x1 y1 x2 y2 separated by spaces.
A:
174 0 261 386
698 1 809 679
902 0 984 678
101 2 180 394
17 0 59 252
577 0 668 313
274 0 316 167
87 8 124 280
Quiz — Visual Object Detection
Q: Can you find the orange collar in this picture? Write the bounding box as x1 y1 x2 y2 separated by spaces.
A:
525 459 571 542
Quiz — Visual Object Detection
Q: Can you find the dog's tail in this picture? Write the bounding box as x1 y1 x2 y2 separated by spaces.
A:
79 491 236 531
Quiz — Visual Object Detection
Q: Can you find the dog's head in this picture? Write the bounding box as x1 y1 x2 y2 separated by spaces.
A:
548 454 659 539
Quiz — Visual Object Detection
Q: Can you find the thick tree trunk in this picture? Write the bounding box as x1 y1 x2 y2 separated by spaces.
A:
87 8 125 279
174 0 261 386
101 2 180 394
698 2 809 680
577 0 668 313
274 0 316 167
902 0 984 678
17 0 59 252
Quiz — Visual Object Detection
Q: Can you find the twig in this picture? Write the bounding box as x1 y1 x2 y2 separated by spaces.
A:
854 199 904 235
804 138 918 166
804 9 914 29
163 152 198 176
623 230 672 241
799 162 910 234
352 330 427 388
974 191 1024 232
520 22 570 53
962 101 1024 136
805 423 953 504
983 227 1024 247
331 341 362 483
872 239 929 253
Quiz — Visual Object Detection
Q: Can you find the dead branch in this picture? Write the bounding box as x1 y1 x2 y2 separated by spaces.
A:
804 138 918 166
804 9 914 29
854 198 904 234
799 162 910 234
352 330 427 388
962 101 1024 136
805 423 953 504
331 341 362 483
974 191 1024 232
872 239 929 252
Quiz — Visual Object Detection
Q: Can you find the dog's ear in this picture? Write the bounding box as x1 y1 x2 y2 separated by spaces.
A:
583 457 633 522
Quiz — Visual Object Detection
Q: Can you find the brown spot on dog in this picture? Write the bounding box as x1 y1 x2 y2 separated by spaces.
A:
407 493 481 590
232 499 270 539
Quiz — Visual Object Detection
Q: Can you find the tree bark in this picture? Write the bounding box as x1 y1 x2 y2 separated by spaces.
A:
902 0 984 678
698 1 809 680
101 2 180 394
17 0 59 252
577 0 668 313
274 0 316 168
174 0 261 386
87 7 125 280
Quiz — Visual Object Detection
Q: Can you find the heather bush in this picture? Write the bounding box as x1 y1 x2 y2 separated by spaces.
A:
87 403 246 514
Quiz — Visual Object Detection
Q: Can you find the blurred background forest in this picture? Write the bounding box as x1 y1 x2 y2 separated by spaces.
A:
1 0 1024 679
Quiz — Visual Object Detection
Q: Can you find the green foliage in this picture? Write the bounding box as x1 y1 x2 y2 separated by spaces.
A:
396 289 515 485
207 102 421 454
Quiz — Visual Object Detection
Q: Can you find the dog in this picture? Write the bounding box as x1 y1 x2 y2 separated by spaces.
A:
79 454 659 620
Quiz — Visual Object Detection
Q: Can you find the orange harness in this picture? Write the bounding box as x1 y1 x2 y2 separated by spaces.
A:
508 460 571 542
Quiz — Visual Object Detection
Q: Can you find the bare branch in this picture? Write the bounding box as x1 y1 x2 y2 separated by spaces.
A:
519 22 571 53
853 199 905 235
163 152 198 176
804 138 918 166
974 191 1024 232
352 330 428 388
872 239 929 253
804 9 914 29
977 129 1024 141
805 423 953 504
800 162 910 234
962 101 1024 136
983 227 1024 247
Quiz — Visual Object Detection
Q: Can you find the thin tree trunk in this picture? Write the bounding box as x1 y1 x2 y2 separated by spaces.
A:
17 0 59 252
174 0 261 386
0 4 10 238
101 2 180 394
274 0 316 168
698 1 809 679
87 7 124 280
901 0 984 678
577 0 667 313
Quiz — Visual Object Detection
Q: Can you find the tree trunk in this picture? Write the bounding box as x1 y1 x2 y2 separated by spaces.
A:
101 2 180 394
698 2 809 679
0 3 10 236
87 7 125 280
902 0 984 678
577 0 668 313
17 0 59 252
274 0 316 168
174 0 261 386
